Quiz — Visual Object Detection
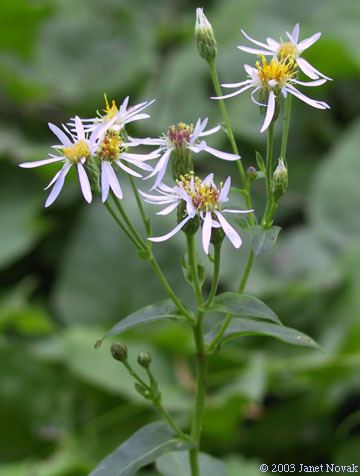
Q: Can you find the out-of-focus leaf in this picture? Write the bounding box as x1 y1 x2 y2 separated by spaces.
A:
310 117 360 248
205 292 281 324
54 200 190 325
0 164 45 268
206 318 320 349
226 455 267 476
90 422 193 476
251 226 281 256
156 451 226 476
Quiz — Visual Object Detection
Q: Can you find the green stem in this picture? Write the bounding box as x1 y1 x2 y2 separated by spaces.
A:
189 311 207 476
238 248 254 293
208 60 254 225
204 242 221 306
104 201 141 250
128 175 151 237
186 234 202 306
280 94 293 162
186 234 207 476
110 191 147 250
261 122 275 228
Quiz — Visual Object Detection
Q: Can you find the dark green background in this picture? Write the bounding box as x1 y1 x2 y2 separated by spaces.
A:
1 0 360 474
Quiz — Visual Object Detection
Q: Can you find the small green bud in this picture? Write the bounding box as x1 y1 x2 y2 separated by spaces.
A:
84 155 100 190
195 8 217 62
246 166 257 182
272 158 288 201
137 352 152 369
111 341 128 362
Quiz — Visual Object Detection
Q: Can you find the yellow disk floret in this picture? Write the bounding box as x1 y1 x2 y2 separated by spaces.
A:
63 140 90 163
256 55 295 89
102 93 119 121
177 172 220 212
97 129 126 162
277 42 298 61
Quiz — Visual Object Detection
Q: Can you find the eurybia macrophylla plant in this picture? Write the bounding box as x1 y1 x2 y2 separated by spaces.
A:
19 8 330 476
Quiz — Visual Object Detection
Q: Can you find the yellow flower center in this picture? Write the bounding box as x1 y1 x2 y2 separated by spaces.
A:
63 140 90 163
102 93 119 121
97 129 126 162
277 42 298 60
256 56 295 89
178 173 220 212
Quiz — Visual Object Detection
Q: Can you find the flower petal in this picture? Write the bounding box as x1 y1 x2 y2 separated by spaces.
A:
200 145 240 161
237 46 273 55
241 29 271 49
149 215 193 242
260 90 276 133
215 211 242 248
156 202 179 216
297 57 332 81
297 32 321 51
211 83 253 100
105 161 123 199
218 176 231 202
285 84 329 109
19 156 64 168
48 123 72 147
45 163 71 207
77 162 92 203
202 211 212 254
101 161 110 202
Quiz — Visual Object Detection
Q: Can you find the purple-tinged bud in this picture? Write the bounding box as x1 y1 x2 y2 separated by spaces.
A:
111 341 128 362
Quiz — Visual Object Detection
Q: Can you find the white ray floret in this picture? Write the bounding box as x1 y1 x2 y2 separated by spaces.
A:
19 117 102 207
238 24 331 81
140 174 252 254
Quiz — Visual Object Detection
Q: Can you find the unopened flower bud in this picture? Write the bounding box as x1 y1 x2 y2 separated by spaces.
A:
246 166 257 182
272 159 288 201
137 352 152 369
177 200 200 236
195 8 217 62
210 225 225 246
111 341 128 362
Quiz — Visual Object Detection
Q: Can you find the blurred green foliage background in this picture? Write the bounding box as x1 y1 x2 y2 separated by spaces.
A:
1 0 360 474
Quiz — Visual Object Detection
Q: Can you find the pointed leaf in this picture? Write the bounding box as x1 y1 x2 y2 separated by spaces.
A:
206 318 320 350
90 422 194 476
206 292 281 324
251 225 281 256
157 451 226 476
102 300 183 341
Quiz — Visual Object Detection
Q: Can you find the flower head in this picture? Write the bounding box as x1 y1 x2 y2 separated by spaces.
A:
96 129 158 202
140 173 252 254
132 117 240 189
69 95 155 134
238 24 331 81
213 56 329 133
19 117 101 207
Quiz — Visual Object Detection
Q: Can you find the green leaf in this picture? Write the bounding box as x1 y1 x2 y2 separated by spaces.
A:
206 292 281 324
206 318 320 350
251 226 281 256
180 254 205 287
103 300 183 341
255 151 265 172
90 422 193 476
157 451 227 476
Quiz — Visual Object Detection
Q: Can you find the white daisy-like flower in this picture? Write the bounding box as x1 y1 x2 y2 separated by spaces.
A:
19 117 101 207
131 118 240 189
238 24 331 81
96 129 159 202
213 56 330 133
140 173 252 254
69 95 156 134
